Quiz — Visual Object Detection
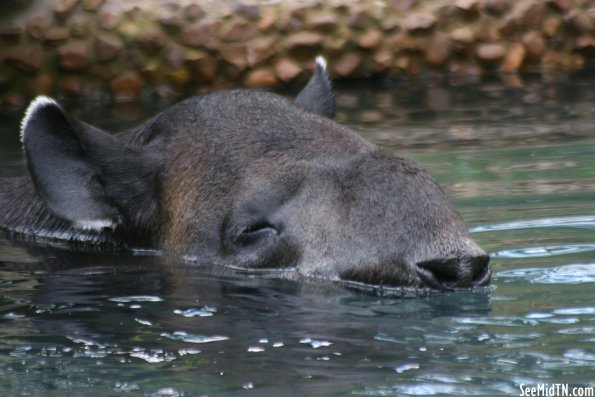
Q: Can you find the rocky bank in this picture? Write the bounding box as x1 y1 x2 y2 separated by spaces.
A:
1 0 594 106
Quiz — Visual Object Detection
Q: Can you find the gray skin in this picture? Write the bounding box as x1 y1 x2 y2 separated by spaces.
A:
0 60 490 291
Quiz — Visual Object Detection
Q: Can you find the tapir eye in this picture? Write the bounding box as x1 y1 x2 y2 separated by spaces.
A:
235 220 279 247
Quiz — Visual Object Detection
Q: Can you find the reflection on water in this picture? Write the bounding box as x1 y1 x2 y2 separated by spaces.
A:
2 74 595 395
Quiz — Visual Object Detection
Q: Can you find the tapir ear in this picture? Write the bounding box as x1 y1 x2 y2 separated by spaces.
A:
295 56 335 118
21 96 159 232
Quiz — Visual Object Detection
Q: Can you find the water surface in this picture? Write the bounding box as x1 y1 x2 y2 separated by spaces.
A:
1 73 595 396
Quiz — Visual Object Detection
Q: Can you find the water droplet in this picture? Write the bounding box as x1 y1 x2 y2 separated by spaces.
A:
247 346 265 353
178 348 201 356
148 387 183 397
2 312 25 319
173 306 217 317
299 338 332 348
395 362 420 373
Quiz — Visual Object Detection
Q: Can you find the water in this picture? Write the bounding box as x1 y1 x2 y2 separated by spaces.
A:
2 73 595 396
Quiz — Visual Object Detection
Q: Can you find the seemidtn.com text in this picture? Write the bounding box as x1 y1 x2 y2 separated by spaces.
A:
519 384 594 397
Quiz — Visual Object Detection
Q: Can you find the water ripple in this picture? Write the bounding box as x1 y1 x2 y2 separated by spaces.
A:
497 263 595 284
470 215 595 233
492 245 595 259
160 331 229 344
108 295 164 303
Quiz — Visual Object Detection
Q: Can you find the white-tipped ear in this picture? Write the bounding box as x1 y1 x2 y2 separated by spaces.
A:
20 96 61 143
295 56 335 118
315 56 327 71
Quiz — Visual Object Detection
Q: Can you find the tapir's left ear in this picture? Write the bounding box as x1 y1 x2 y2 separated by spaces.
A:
295 56 335 118
21 96 160 233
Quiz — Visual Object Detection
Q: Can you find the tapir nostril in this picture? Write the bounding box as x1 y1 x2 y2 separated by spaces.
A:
416 258 460 290
470 254 491 287
416 254 491 290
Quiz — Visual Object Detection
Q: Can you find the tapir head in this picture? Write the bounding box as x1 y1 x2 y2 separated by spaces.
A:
19 58 490 291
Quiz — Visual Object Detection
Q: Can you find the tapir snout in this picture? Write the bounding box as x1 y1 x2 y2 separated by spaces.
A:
0 57 490 291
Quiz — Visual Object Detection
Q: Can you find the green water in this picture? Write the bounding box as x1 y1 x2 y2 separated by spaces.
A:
1 75 595 396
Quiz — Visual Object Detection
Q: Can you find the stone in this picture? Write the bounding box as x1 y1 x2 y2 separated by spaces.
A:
475 42 506 64
483 0 510 15
168 69 190 89
1 94 26 109
450 27 475 44
138 30 166 54
160 13 183 33
235 2 261 21
95 33 123 62
543 17 561 37
59 75 82 96
220 18 257 42
0 26 24 39
334 52 361 77
165 45 184 69
575 36 595 50
140 60 162 85
5 45 43 73
58 42 90 71
26 15 47 39
118 21 141 41
392 0 418 11
44 27 69 42
247 36 277 66
83 0 105 12
500 42 526 72
522 2 546 30
425 34 450 67
245 69 278 87
522 31 546 60
274 58 302 82
258 13 277 32
306 13 337 32
36 74 54 95
547 0 574 12
98 12 121 30
371 49 394 72
566 11 593 33
54 0 79 21
184 50 218 82
178 23 219 50
110 71 142 99
358 29 383 49
382 16 401 31
456 0 479 13
289 3 309 19
70 17 91 38
220 44 248 70
475 16 499 41
402 13 437 32
347 7 371 29
184 4 205 21
284 32 323 52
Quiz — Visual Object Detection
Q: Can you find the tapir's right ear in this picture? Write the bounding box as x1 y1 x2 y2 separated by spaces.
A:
295 56 335 118
21 96 160 233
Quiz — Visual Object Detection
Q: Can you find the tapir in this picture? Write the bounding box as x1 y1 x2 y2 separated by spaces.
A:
0 58 490 291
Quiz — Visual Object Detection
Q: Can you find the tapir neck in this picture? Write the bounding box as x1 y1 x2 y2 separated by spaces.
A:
0 177 120 246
